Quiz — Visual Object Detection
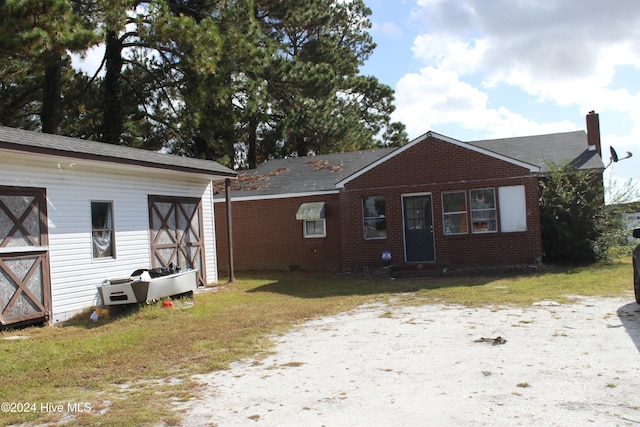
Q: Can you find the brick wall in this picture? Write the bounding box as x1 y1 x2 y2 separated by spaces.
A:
338 136 542 270
215 135 544 273
215 194 341 273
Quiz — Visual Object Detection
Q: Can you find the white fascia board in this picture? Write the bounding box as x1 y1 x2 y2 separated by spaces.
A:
1 147 231 183
336 131 539 188
212 189 340 203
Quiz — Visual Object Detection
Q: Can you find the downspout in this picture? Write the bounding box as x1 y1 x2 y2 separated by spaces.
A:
225 178 235 283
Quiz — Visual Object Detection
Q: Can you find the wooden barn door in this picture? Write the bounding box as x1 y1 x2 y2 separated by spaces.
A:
0 187 51 327
148 196 205 286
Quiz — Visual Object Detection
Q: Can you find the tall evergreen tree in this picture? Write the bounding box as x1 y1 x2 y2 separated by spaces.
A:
172 0 268 166
0 0 406 165
0 0 97 133
249 0 406 165
173 0 407 168
96 0 222 146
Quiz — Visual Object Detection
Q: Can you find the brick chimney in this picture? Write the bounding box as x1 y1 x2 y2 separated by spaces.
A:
586 110 601 156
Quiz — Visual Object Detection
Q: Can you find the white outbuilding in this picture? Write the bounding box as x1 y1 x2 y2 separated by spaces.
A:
0 126 236 326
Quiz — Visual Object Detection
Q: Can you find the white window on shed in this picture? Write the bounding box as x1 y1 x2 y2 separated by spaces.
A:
91 201 115 258
498 185 527 232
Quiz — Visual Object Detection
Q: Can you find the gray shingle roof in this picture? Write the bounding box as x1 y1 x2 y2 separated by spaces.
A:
222 148 396 198
468 130 603 172
0 126 237 178
216 129 604 199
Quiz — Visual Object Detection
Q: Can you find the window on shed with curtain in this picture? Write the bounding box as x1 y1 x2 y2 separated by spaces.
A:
91 201 115 258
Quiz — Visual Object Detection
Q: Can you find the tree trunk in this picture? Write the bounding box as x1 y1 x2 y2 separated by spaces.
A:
247 116 258 169
41 53 62 134
103 30 123 145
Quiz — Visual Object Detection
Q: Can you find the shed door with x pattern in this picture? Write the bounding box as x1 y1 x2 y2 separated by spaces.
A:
148 196 205 286
0 187 51 326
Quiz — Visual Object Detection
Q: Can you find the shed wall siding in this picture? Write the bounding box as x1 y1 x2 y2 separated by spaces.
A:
1 153 218 323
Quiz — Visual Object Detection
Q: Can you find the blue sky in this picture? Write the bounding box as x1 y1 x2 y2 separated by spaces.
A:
361 0 640 202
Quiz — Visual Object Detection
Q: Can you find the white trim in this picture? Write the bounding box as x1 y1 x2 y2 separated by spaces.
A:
2 148 231 182
212 190 340 203
337 131 539 188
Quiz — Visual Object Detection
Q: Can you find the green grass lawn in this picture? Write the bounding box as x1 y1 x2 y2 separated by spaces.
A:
0 258 634 426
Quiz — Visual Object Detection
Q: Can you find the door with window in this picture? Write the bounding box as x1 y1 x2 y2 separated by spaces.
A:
403 194 435 262
0 187 51 326
148 196 205 286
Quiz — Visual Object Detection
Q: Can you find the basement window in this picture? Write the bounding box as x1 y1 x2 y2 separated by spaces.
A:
91 201 115 258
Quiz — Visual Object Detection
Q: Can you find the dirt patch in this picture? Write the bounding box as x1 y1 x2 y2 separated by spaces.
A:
176 297 640 426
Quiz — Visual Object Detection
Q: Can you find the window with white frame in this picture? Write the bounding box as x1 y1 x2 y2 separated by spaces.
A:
296 202 327 238
304 219 326 238
442 191 468 234
470 188 497 233
363 195 386 239
91 201 115 258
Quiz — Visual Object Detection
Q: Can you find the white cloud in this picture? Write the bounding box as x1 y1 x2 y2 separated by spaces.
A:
393 66 577 140
393 67 487 137
409 0 640 106
371 21 404 40
394 0 640 155
70 44 105 77
411 33 488 75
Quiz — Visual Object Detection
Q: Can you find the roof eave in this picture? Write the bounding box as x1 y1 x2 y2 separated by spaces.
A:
0 140 237 179
336 131 540 188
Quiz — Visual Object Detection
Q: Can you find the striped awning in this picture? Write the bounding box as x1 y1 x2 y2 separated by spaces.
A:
296 202 325 220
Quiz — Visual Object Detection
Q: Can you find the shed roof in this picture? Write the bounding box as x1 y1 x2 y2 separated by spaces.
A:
0 126 237 178
216 129 603 199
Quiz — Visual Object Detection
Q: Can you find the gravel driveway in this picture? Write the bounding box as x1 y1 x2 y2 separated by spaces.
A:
177 296 640 426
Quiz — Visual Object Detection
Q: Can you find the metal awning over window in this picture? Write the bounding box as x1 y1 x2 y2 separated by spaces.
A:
296 202 325 220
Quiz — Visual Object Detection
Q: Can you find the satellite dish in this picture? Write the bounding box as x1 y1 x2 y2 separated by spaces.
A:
610 146 619 162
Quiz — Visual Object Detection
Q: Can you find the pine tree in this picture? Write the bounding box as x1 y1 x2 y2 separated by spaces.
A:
0 0 97 133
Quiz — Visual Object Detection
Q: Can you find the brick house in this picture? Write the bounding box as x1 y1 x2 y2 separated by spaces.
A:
214 113 604 274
